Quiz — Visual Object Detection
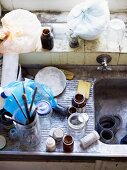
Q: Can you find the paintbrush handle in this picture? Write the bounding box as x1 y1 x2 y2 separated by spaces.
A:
12 93 27 119
22 81 26 94
30 107 38 123
5 115 25 126
22 94 30 120
29 87 37 113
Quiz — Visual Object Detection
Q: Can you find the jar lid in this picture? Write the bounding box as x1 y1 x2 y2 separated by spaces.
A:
53 128 64 141
68 113 86 130
36 100 52 116
81 113 89 122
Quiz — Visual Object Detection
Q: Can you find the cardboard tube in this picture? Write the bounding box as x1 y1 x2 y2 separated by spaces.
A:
1 54 19 86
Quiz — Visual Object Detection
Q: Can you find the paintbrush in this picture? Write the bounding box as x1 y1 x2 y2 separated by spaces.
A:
22 94 30 122
30 107 38 123
12 93 27 120
22 81 26 94
4 114 25 126
29 87 37 113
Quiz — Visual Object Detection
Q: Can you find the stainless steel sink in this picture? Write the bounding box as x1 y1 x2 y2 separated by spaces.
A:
2 66 127 159
94 78 127 144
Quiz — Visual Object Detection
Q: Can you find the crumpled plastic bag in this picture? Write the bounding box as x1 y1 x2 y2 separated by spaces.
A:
0 9 42 54
67 0 110 40
3 79 57 119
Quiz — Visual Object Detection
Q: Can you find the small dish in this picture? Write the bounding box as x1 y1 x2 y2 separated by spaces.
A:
35 66 66 97
0 135 6 149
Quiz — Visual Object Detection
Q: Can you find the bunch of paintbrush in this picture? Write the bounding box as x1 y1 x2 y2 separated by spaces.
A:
11 82 38 125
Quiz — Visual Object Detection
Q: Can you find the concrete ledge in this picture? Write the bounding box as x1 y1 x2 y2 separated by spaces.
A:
0 11 126 65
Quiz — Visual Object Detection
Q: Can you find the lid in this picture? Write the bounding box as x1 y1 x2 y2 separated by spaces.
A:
53 128 64 140
109 19 125 30
81 113 89 122
92 130 100 140
46 137 55 147
0 135 6 149
0 87 12 99
68 113 86 130
36 100 52 116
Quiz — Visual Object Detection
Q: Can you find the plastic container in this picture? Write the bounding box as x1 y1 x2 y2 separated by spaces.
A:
80 130 100 149
46 137 56 152
67 113 87 140
37 100 52 130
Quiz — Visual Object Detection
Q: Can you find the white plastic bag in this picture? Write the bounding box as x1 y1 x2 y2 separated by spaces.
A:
67 0 110 40
0 9 42 54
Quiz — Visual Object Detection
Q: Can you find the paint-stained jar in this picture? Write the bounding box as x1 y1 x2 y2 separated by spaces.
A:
41 28 54 50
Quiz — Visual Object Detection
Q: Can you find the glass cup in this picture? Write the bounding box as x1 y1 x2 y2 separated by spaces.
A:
106 18 126 51
13 106 41 149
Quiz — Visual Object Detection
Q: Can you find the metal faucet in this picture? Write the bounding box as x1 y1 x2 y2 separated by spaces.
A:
96 54 112 71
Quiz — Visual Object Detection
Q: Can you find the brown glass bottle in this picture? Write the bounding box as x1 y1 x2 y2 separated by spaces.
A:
41 28 54 50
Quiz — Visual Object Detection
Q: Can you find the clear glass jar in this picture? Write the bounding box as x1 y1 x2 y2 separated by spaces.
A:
13 105 41 149
67 113 87 140
15 115 40 149
36 100 52 130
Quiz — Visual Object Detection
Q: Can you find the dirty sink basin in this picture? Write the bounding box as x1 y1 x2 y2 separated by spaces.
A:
94 78 127 144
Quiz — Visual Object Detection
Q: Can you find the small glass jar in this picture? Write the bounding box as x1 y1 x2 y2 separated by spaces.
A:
41 28 54 50
13 106 41 149
36 100 52 130
15 115 40 149
1 109 14 130
67 106 77 118
69 36 79 48
72 93 86 113
67 113 87 140
63 135 74 152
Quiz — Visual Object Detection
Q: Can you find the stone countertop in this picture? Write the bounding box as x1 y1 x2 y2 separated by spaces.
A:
1 11 127 54
36 11 127 53
18 11 127 66
0 11 127 65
